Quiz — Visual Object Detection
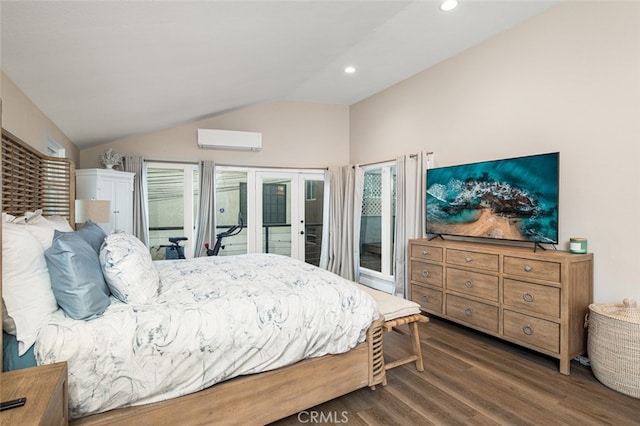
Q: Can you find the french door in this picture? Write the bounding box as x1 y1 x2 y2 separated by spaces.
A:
215 167 325 264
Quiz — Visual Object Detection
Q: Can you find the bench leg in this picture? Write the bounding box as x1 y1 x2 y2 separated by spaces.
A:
408 321 424 372
383 320 425 372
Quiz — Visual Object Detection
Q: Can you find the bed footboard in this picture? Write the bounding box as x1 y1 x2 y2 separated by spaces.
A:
72 318 385 425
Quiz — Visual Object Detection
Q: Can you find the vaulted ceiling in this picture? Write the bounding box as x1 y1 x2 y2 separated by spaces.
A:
1 1 559 148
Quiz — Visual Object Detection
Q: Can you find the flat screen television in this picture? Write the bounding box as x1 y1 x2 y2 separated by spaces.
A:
426 152 559 246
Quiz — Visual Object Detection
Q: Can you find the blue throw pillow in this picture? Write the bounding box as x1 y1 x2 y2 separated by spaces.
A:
75 220 107 254
45 231 111 320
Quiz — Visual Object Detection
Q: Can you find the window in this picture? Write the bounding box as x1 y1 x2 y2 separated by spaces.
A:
305 180 317 201
146 163 199 258
359 164 396 291
262 182 287 225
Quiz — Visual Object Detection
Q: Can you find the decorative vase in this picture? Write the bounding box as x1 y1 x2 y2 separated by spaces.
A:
105 164 114 169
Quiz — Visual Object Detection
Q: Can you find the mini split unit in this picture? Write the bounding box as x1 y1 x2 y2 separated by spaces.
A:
197 129 262 151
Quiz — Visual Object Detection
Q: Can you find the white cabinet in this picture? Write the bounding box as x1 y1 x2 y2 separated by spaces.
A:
75 169 135 234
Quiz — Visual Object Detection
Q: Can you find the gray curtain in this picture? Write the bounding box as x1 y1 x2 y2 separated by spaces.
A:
194 161 215 257
123 156 149 246
320 165 363 282
393 152 428 298
320 166 344 274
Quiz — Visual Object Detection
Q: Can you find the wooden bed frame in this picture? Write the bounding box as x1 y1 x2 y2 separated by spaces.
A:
0 129 387 424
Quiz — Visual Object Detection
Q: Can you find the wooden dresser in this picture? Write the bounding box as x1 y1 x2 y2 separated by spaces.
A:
409 238 593 374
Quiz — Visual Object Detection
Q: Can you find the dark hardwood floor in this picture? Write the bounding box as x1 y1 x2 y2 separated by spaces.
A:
272 316 640 425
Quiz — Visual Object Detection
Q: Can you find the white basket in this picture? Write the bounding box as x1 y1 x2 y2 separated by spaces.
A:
587 298 640 398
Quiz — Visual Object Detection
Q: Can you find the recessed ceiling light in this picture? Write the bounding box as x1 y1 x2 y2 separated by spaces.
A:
344 66 356 74
440 0 458 12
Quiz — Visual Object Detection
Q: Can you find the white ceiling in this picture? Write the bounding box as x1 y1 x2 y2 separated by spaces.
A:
1 1 559 148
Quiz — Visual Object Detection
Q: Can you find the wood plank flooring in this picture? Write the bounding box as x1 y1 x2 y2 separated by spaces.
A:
272 316 640 425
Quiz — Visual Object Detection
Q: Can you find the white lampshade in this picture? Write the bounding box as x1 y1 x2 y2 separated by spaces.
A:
75 199 111 224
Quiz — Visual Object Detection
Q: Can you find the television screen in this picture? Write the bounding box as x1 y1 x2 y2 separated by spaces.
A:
426 152 559 244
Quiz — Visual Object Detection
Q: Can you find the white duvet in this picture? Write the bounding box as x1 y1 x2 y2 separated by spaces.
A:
35 254 379 419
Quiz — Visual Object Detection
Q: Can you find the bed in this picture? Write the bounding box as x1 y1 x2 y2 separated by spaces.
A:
1 129 386 424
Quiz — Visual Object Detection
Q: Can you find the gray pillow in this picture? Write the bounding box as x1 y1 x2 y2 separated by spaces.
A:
75 220 107 254
45 231 111 320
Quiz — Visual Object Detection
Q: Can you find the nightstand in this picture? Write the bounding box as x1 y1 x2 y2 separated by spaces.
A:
0 362 68 425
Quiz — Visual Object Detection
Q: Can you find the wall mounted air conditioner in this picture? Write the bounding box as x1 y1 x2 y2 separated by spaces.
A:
197 129 262 151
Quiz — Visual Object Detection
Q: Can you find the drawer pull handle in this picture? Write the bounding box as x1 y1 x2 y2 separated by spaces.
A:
524 265 533 272
523 325 534 336
422 250 429 255
465 257 472 263
523 293 534 303
422 270 430 278
422 295 429 303
465 280 473 288
464 308 473 317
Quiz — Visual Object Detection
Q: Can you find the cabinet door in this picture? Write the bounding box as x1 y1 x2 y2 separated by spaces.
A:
112 177 133 234
95 176 133 234
93 178 115 234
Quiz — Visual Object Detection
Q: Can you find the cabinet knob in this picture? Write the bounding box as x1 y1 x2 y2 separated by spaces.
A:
464 308 473 317
523 293 534 303
464 280 473 288
524 265 533 272
421 295 429 303
523 325 534 336
422 250 429 256
422 270 430 278
465 257 472 263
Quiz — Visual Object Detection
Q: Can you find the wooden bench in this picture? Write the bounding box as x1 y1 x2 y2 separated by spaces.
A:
357 284 429 372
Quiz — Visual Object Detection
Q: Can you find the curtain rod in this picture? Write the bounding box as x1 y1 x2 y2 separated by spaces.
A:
144 159 199 165
144 159 327 170
356 151 433 168
214 162 328 171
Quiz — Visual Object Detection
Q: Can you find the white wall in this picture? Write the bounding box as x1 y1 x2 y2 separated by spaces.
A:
350 2 640 304
80 101 350 169
1 72 79 163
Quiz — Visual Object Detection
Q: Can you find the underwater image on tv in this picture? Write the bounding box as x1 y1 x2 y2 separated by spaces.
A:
426 152 559 244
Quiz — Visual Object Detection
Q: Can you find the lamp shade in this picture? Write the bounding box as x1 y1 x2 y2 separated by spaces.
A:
75 199 111 224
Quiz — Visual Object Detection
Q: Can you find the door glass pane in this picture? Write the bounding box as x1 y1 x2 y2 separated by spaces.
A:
262 178 291 256
389 165 397 275
304 179 324 266
215 171 248 255
148 167 185 259
193 169 200 231
360 169 382 272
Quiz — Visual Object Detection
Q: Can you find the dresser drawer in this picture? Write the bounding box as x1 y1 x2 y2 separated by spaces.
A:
504 256 561 283
503 279 560 318
446 294 498 333
503 310 560 353
411 285 443 314
447 268 498 302
410 260 443 287
446 249 498 271
410 244 443 262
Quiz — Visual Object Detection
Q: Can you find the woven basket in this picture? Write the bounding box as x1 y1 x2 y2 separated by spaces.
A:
587 298 640 398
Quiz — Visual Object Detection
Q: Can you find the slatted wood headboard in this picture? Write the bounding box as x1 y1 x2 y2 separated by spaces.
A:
1 129 75 222
1 128 75 366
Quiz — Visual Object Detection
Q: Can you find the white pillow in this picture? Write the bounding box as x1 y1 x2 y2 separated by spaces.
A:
22 212 74 250
2 222 59 355
100 233 159 304
2 212 17 223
